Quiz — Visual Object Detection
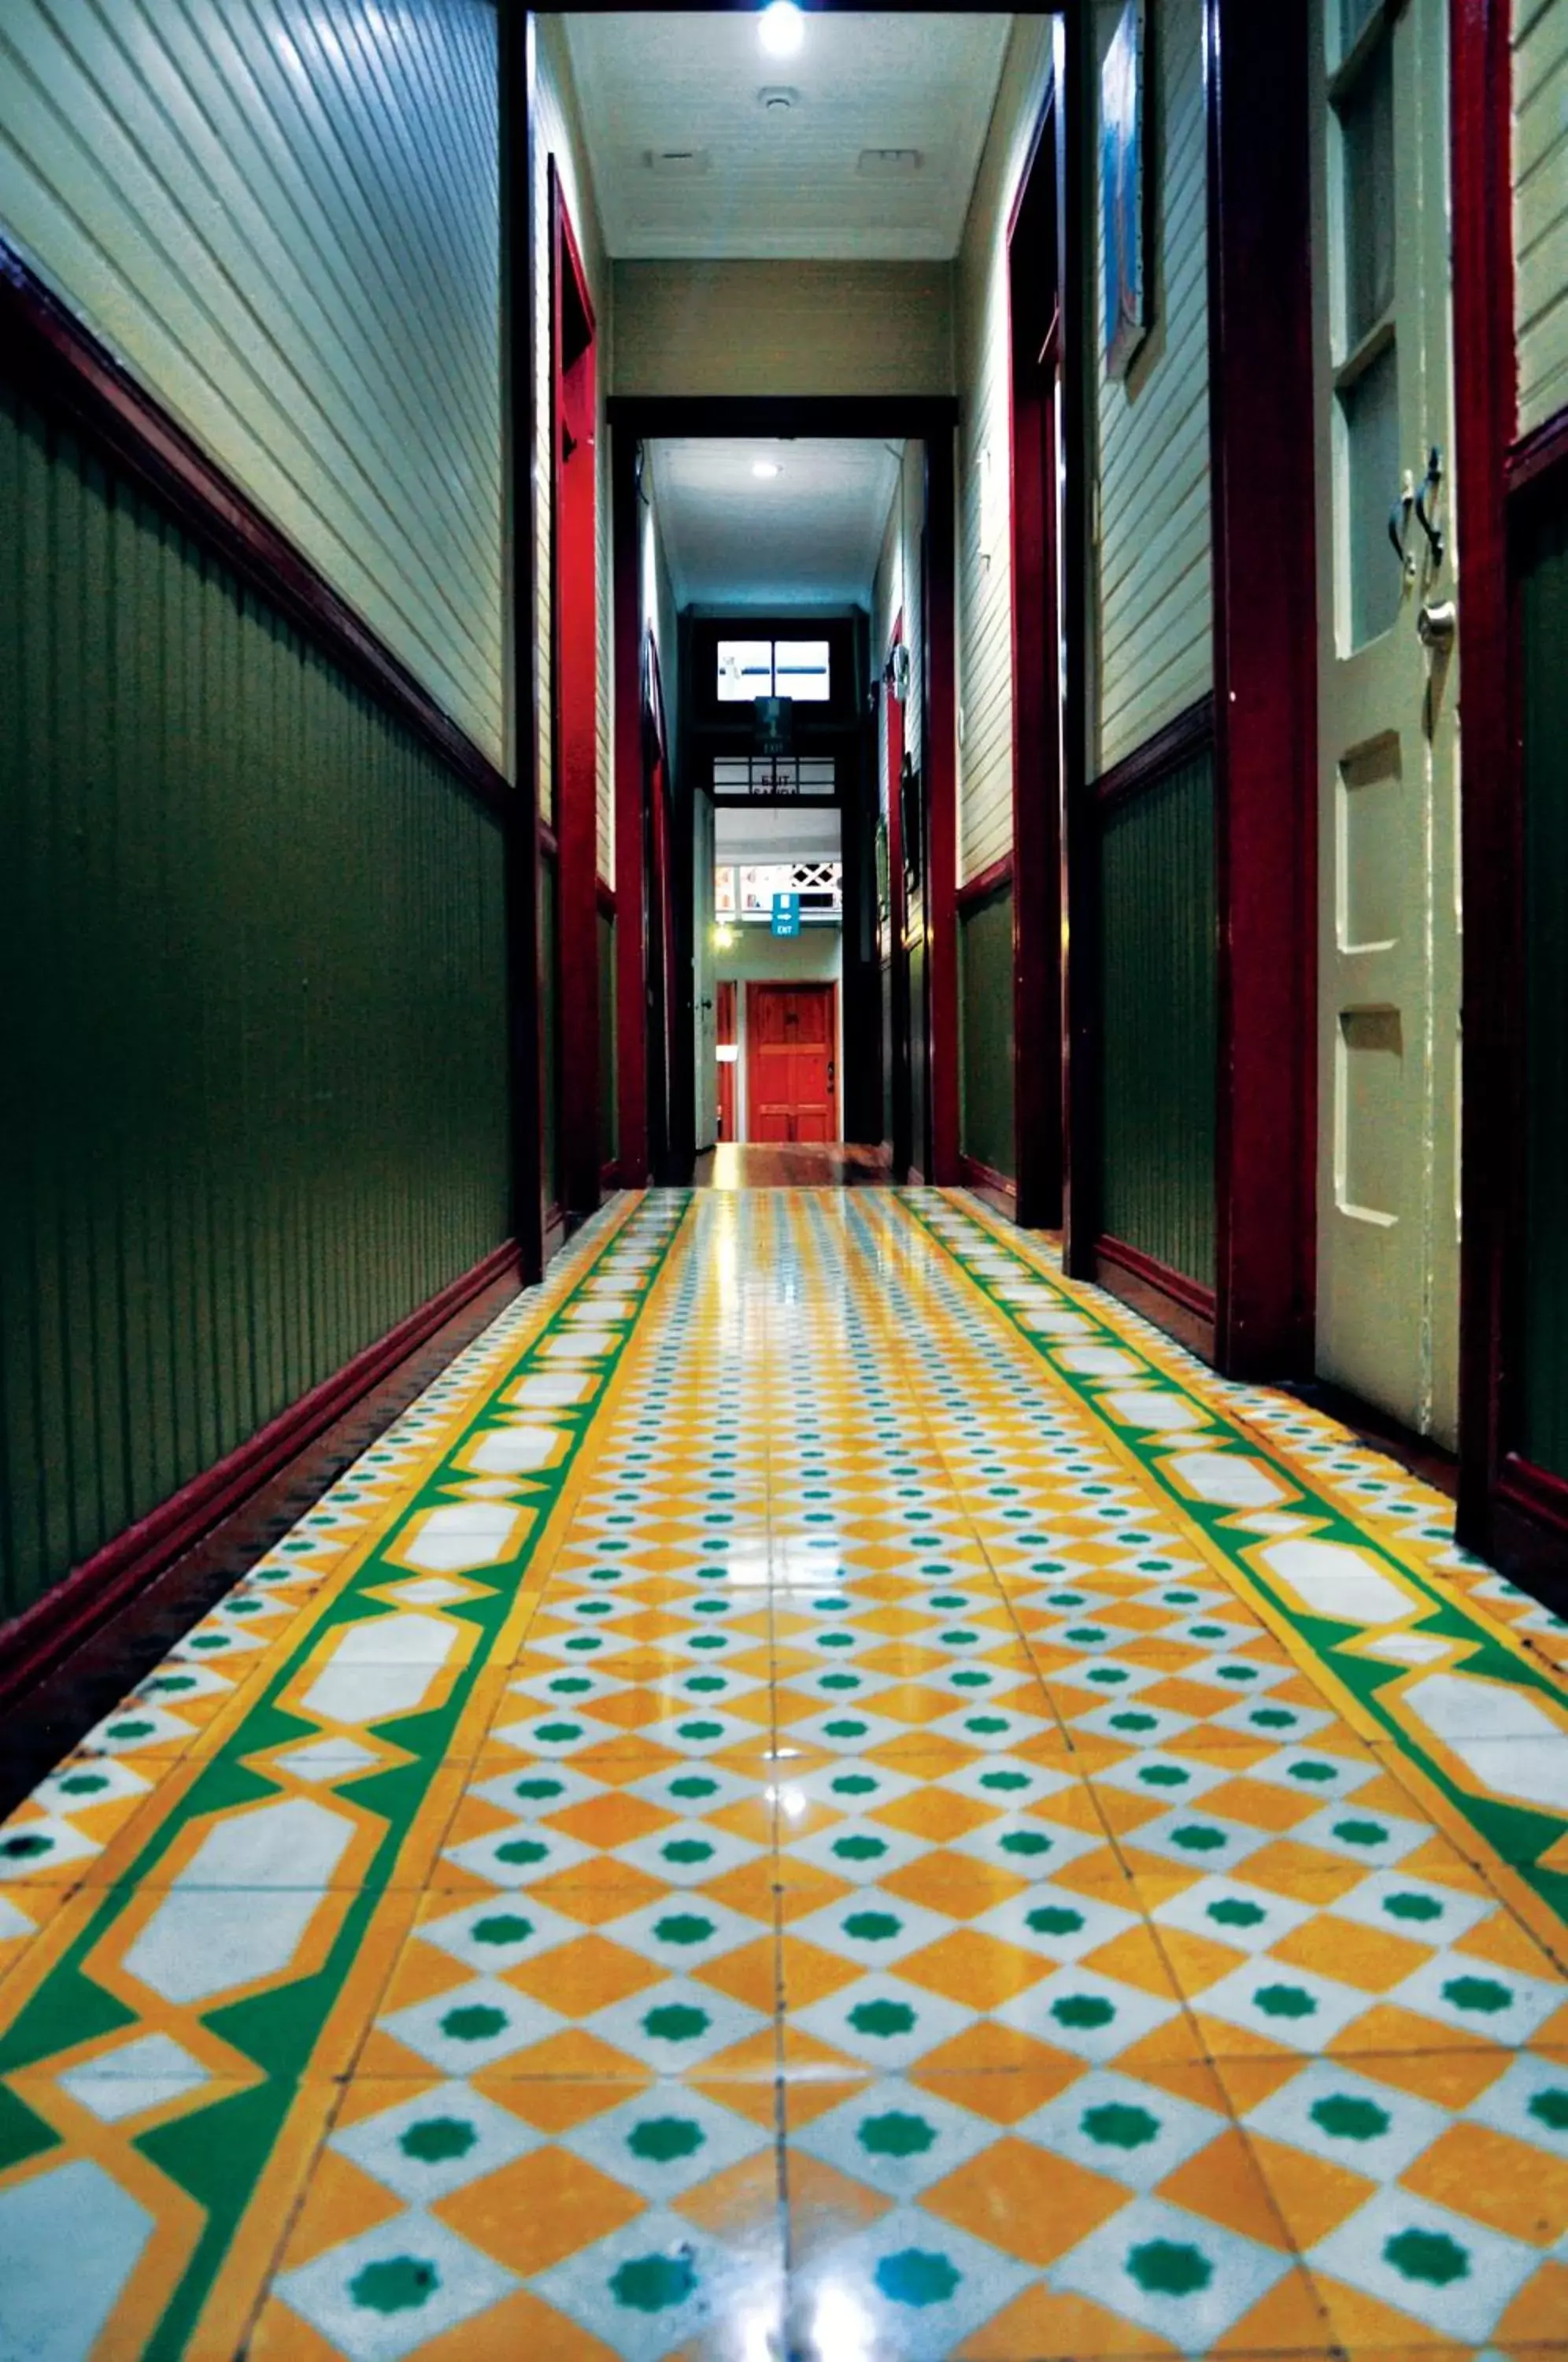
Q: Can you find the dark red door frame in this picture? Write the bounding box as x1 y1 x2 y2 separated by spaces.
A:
1007 84 1065 1230
1450 0 1568 1580
503 9 545 1281
1204 0 1317 1379
549 163 601 1220
611 426 650 1185
606 393 959 1184
645 636 679 1181
885 612 912 1177
923 431 961 1186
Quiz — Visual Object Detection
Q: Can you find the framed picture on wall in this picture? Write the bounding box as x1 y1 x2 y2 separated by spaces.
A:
1102 0 1148 379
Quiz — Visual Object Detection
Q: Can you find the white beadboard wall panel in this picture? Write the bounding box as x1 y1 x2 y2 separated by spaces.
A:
1093 0 1213 777
612 262 955 398
874 441 926 839
1514 0 1568 435
0 0 505 764
954 17 1054 883
534 13 615 879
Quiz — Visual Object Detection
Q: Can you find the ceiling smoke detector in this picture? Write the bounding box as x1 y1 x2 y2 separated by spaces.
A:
645 148 711 176
758 86 797 113
857 148 923 177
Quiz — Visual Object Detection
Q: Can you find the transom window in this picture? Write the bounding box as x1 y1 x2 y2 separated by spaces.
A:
716 638 831 702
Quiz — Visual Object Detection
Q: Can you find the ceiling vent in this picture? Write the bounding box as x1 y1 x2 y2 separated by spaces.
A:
645 148 711 176
857 148 923 177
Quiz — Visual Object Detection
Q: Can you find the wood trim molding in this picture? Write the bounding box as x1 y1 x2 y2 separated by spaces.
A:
1091 696 1215 813
0 237 512 825
612 428 651 1187
959 1153 1018 1205
607 396 960 439
925 428 961 1185
1094 1235 1219 1361
550 163 602 1222
1008 81 1066 1235
1498 1453 1568 1534
0 1240 523 1720
1507 402 1568 505
956 854 1015 913
1206 0 1317 1383
1060 6 1098 1279
1452 0 1522 1548
503 3 545 1287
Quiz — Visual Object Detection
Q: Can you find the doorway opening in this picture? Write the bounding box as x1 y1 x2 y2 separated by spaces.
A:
609 412 952 1189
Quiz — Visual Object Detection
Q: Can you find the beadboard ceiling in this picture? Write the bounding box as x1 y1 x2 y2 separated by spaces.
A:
562 13 1012 259
648 436 902 605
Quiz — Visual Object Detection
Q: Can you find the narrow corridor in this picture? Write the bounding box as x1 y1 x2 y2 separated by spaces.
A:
2 1189 1566 2357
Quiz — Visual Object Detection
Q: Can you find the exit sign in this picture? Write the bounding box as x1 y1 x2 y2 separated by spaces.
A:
771 893 801 938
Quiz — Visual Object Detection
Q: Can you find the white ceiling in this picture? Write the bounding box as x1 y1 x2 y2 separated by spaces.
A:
649 435 901 605
562 13 1012 260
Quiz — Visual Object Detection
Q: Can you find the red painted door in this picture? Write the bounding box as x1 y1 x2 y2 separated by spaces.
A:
747 985 838 1142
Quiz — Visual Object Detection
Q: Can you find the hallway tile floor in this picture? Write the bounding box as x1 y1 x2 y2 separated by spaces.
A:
2 1188 1566 2357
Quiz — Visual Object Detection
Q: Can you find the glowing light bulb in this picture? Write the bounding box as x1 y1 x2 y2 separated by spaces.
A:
751 460 781 480
758 2 803 59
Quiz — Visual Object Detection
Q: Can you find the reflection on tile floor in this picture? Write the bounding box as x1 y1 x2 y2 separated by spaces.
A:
2 1187 1567 2356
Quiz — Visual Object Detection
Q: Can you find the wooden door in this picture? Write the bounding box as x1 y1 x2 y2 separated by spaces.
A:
1310 0 1459 1441
746 984 838 1143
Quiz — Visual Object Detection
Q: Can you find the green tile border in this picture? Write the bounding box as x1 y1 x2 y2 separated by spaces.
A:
892 1190 1568 1942
0 1191 691 2358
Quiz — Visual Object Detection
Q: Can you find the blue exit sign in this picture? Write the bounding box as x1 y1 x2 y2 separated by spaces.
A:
771 893 801 938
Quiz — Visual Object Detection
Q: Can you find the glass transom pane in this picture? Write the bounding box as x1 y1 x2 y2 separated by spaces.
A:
717 640 773 701
1337 31 1395 347
1342 338 1402 650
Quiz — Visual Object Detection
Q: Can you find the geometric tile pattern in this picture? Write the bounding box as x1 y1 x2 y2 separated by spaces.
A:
0 1184 1565 2357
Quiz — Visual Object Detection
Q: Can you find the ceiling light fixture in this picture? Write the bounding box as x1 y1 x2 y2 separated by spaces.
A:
752 460 781 479
757 1 803 59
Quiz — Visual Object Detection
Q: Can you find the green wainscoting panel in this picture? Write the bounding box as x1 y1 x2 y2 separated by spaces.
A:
599 903 618 1171
0 383 511 1622
908 931 929 1179
959 880 1015 1180
1099 749 1216 1290
1522 499 1568 1483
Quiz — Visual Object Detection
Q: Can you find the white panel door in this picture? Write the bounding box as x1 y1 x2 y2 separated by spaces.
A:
1311 0 1461 1442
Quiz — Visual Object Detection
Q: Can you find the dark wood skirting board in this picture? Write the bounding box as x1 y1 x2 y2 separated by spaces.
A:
0 1239 523 1736
1491 1456 1568 1613
1094 1235 1218 1363
0 1247 529 1816
0 236 512 825
959 1154 1019 1213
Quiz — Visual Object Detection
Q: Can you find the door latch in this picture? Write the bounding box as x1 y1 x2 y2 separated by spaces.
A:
1416 598 1456 650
